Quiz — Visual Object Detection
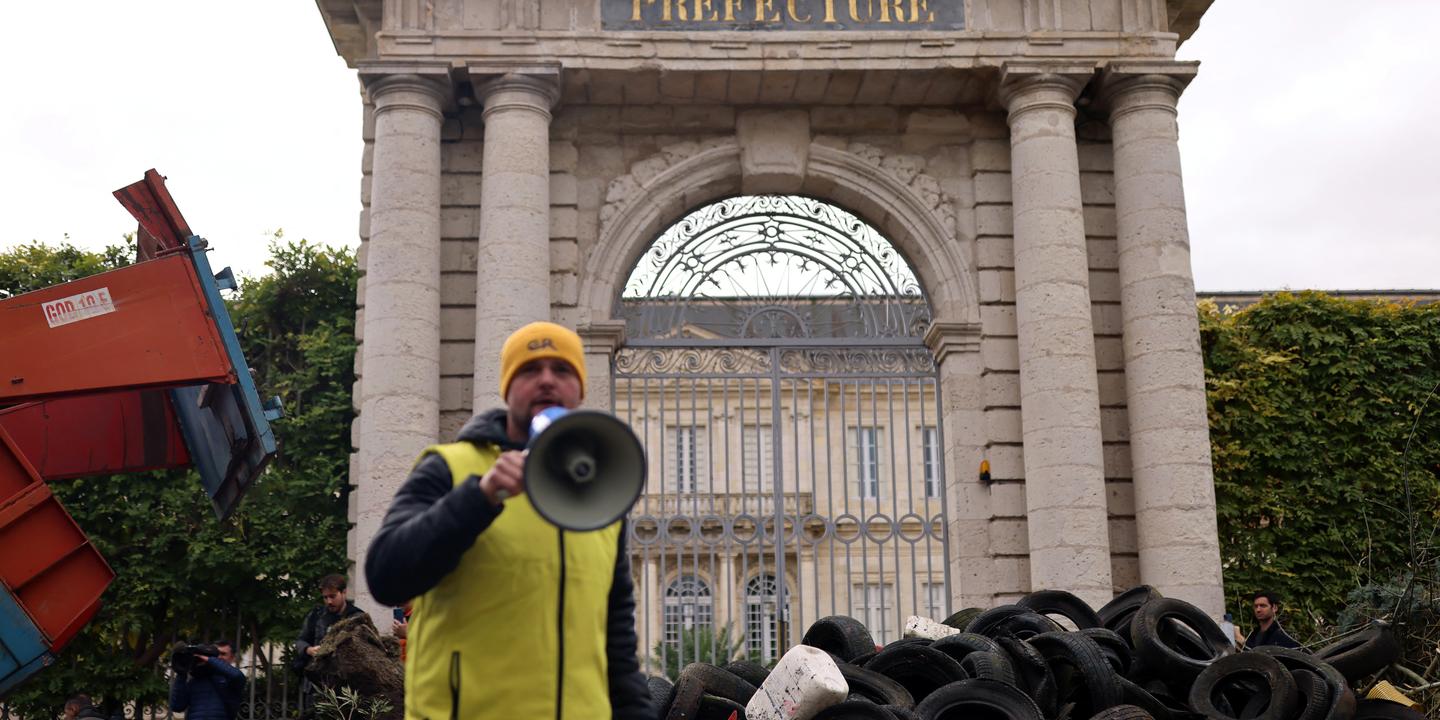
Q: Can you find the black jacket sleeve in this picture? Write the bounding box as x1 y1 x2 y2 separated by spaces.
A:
364 452 505 606
605 524 654 720
293 609 319 671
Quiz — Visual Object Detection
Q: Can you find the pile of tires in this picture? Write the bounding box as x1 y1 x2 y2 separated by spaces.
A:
646 586 1417 720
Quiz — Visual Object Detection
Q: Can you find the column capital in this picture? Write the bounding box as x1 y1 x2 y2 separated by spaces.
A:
359 65 450 117
469 66 562 119
997 60 1096 119
1098 61 1199 119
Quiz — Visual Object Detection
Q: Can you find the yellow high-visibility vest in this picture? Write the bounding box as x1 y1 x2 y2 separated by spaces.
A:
403 441 620 720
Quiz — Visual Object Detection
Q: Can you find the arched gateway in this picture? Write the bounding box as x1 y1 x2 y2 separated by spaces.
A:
324 0 1228 648
613 194 946 662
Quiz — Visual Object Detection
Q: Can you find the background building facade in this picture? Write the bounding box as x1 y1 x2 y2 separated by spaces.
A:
318 0 1224 664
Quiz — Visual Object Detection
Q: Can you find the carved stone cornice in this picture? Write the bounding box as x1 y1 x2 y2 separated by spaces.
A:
997 60 1096 120
923 321 982 363
578 320 627 355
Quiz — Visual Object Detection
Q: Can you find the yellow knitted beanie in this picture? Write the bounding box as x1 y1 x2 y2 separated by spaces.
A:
498 322 586 399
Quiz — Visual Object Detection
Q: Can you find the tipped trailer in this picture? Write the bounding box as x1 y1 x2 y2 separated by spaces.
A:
0 171 280 693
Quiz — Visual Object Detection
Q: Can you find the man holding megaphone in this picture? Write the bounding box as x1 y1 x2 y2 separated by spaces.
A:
365 322 652 720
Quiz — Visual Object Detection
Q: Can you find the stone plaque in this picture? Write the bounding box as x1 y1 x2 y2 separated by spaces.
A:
603 0 964 31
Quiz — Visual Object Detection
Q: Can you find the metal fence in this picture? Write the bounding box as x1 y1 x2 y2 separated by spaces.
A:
616 343 950 674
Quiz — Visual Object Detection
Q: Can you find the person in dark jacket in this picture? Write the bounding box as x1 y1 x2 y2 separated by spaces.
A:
169 640 246 720
293 574 366 672
366 321 652 720
1239 590 1302 650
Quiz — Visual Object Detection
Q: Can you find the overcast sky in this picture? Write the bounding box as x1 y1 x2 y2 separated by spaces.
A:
1 1 1435 291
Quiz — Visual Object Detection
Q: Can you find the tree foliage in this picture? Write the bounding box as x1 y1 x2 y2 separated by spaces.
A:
0 236 357 718
1201 292 1440 640
649 625 756 681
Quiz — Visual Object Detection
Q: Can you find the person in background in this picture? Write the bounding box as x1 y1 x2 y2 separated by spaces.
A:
63 694 94 720
1238 590 1302 650
1219 611 1238 648
293 574 365 672
169 640 246 720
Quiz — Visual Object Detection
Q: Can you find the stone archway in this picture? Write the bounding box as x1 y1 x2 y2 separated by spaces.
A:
578 135 980 330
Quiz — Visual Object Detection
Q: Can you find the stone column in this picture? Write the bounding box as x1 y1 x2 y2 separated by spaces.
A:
998 62 1112 608
1101 61 1223 617
472 72 560 407
353 71 447 617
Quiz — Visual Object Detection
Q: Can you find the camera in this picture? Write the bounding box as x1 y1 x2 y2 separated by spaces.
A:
170 642 220 673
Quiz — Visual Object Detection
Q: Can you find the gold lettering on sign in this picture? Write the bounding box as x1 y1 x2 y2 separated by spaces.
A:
621 0 946 25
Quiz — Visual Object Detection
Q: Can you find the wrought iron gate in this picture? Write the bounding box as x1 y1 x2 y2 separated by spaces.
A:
612 196 950 674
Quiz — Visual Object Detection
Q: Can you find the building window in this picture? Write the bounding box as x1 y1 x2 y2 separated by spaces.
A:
923 581 947 621
663 575 713 647
921 426 940 499
742 424 773 493
853 426 882 499
853 582 894 644
666 426 706 493
745 574 783 663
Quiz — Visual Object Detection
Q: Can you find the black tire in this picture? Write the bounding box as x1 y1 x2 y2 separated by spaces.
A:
1352 699 1428 720
696 694 746 720
1081 627 1133 676
1027 631 1125 719
1128 597 1231 685
837 661 917 709
666 674 705 720
1018 589 1104 630
1085 705 1154 720
914 679 1045 720
931 632 1004 664
995 634 1059 719
882 705 920 720
850 650 879 667
677 662 759 705
1115 676 1172 720
1314 621 1402 685
1097 585 1163 638
885 637 935 650
866 644 969 703
814 700 896 720
959 651 1017 686
1290 669 1331 720
805 616 879 662
648 675 676 715
722 660 770 688
1188 652 1299 720
967 605 1062 640
941 607 984 630
1252 646 1356 720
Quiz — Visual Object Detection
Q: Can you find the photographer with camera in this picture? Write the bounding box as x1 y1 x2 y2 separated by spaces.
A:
168 640 245 720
